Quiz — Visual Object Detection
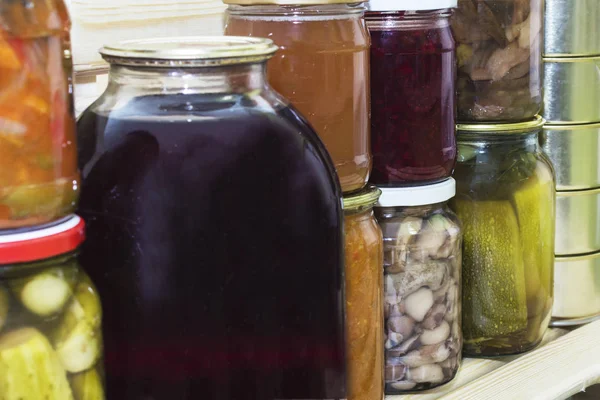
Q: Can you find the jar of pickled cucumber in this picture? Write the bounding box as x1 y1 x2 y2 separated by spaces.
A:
374 179 462 393
0 0 79 230
343 186 384 400
452 116 555 356
0 215 105 400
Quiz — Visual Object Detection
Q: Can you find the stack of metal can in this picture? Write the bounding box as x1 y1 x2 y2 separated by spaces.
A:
541 0 600 325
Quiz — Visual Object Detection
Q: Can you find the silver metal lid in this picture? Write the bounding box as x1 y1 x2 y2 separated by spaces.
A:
100 36 278 67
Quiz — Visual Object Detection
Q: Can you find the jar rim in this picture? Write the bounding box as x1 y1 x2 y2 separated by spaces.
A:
225 0 365 6
457 115 545 134
0 215 84 265
343 185 382 212
100 36 278 68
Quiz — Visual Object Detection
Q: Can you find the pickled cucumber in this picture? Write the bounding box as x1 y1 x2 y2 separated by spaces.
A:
0 285 8 331
12 267 77 317
70 367 105 400
512 168 555 318
58 276 102 337
453 198 528 339
53 320 101 373
0 327 74 399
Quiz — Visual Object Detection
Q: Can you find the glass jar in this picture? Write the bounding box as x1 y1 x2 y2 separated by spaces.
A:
365 1 457 186
0 0 79 230
224 2 371 194
76 37 346 399
374 179 462 393
0 215 105 399
451 116 555 356
343 186 384 400
451 0 543 122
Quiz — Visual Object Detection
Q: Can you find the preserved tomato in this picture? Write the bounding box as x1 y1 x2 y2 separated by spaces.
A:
0 0 79 230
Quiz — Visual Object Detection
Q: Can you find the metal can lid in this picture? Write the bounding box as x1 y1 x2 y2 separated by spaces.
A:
457 115 545 134
100 36 278 67
368 0 456 11
376 178 455 207
0 216 85 265
343 185 382 212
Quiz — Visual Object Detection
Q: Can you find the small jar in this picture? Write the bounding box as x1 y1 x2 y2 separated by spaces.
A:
343 186 384 400
451 0 543 122
225 2 371 193
366 0 457 186
0 0 80 229
0 215 105 399
452 116 555 356
375 179 462 393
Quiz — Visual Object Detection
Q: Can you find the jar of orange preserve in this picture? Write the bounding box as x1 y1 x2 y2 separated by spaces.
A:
0 0 79 230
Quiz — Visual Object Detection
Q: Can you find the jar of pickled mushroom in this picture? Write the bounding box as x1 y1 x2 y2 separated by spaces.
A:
0 215 105 400
451 0 543 122
375 179 462 393
224 1 371 194
451 116 555 356
77 37 347 399
365 0 457 186
0 0 79 229
343 185 384 400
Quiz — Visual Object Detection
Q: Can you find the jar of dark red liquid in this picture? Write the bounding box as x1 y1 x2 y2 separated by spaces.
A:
76 37 346 399
365 0 457 186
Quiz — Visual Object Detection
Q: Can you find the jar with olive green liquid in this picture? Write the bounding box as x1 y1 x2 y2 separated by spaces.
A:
343 186 384 400
451 116 555 356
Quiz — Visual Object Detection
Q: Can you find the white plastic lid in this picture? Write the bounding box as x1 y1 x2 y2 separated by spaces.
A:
377 178 456 207
367 0 457 12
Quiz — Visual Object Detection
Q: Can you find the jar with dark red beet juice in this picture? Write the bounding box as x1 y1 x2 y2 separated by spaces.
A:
366 0 457 186
76 37 346 400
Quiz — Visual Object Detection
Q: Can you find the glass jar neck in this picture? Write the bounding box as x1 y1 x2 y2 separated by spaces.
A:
365 9 451 30
376 202 447 219
226 3 365 17
106 62 267 95
457 132 539 152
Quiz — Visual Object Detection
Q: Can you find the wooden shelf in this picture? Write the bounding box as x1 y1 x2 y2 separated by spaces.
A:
387 320 600 400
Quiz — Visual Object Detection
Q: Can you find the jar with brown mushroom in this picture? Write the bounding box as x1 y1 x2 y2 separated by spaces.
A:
451 0 543 122
375 179 462 393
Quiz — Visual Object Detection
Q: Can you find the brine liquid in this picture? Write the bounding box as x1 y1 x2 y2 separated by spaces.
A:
77 94 346 399
225 9 371 193
367 13 456 185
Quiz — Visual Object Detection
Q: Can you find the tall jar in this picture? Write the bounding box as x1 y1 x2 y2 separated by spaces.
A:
343 186 384 400
0 215 105 399
375 179 462 393
365 0 457 186
451 116 555 356
0 0 79 229
76 37 346 399
451 0 543 122
224 2 371 194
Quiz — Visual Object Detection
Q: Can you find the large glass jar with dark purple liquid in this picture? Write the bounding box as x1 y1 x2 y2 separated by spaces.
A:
76 37 346 400
366 1 457 186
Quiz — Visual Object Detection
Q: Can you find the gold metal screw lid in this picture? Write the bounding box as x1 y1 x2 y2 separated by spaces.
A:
100 36 278 67
343 185 382 213
457 115 546 134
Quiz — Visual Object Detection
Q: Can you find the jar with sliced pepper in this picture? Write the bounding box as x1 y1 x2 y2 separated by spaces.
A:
0 0 79 230
0 215 105 400
451 116 555 356
343 186 384 400
451 0 543 122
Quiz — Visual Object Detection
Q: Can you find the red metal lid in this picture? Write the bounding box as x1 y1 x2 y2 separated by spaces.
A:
0 215 85 264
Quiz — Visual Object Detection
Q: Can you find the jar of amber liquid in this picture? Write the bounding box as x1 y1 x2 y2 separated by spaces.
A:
0 0 79 229
343 186 384 400
225 1 372 193
366 0 457 186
